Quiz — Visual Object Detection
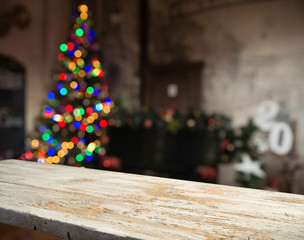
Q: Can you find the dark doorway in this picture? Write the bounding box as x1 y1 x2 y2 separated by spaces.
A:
0 55 25 159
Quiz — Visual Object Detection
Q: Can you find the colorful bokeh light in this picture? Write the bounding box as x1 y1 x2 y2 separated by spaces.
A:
75 28 84 37
26 4 113 167
59 88 68 95
47 92 55 100
60 44 68 52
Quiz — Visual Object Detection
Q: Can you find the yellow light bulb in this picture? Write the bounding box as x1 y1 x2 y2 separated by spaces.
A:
79 70 86 78
79 4 88 13
69 62 76 71
31 139 39 149
75 115 82 121
92 68 101 76
77 58 84 66
68 142 74 149
92 60 101 68
87 142 96 152
47 157 54 164
65 115 73 123
80 12 88 20
61 142 67 149
87 116 94 123
103 106 110 114
62 148 68 155
70 81 77 89
91 112 98 119
74 50 82 58
58 150 64 158
82 118 89 125
53 156 60 164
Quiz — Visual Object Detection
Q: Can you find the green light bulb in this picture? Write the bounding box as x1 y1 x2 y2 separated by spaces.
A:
76 154 84 162
60 44 68 52
86 125 94 133
75 28 84 37
86 87 94 94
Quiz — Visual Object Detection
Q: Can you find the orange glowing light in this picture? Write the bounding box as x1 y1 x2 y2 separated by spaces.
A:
31 139 39 149
68 142 74 149
79 4 88 13
38 151 46 158
74 50 82 58
80 12 88 20
79 70 86 78
53 156 60 164
47 157 54 164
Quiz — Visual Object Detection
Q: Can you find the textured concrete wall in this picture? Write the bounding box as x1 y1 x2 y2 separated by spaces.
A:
95 0 140 111
149 0 304 130
148 0 304 189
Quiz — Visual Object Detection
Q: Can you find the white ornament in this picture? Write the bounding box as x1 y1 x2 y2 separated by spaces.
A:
253 138 269 154
234 153 265 179
269 122 293 156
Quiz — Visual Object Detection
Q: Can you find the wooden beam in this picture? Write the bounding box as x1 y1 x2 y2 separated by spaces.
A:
139 0 149 105
0 159 304 239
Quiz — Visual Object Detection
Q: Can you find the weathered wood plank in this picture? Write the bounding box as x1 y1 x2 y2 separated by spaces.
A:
0 159 304 239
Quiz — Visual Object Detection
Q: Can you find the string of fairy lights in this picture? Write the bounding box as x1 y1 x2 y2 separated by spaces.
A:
23 4 113 166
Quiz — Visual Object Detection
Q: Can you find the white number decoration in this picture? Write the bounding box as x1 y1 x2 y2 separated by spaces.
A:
255 101 280 132
268 122 293 156
254 101 293 156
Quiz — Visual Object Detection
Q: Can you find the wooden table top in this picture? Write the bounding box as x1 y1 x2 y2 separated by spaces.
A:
0 159 304 239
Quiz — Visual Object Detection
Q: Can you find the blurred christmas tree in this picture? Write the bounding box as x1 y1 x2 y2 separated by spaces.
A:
21 4 114 168
233 119 265 188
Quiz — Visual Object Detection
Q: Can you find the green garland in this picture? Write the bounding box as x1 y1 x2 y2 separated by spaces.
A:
106 105 232 134
220 119 265 188
105 105 265 188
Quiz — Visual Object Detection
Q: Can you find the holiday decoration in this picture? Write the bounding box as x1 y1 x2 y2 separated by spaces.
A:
234 153 265 179
104 104 232 182
21 5 114 168
222 119 265 188
105 105 232 134
254 100 294 156
217 115 266 188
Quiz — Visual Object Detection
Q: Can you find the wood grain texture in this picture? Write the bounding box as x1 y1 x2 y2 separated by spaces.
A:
0 159 304 239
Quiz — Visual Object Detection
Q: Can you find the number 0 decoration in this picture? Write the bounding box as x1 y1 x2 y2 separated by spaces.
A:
254 101 293 156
